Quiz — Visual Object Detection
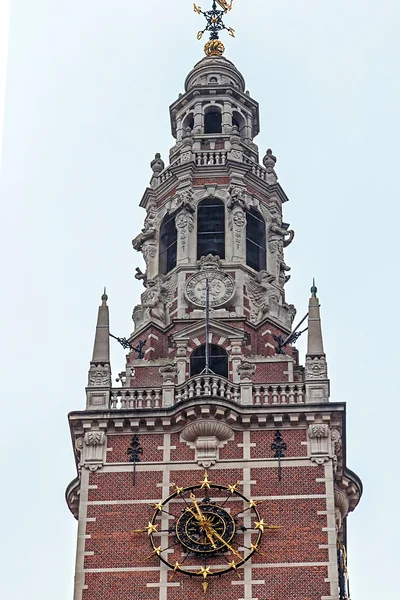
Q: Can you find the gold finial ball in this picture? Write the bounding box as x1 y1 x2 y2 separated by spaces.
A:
204 39 225 57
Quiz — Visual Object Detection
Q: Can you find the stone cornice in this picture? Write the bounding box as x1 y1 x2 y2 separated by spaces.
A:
68 400 345 435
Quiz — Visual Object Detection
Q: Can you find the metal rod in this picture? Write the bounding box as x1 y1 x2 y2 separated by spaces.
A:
281 312 309 346
205 278 210 373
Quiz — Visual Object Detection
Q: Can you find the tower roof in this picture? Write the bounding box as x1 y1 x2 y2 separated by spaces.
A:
185 55 246 93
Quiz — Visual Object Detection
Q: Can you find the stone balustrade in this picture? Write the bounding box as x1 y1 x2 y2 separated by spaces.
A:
108 378 305 409
153 152 271 189
252 383 305 405
195 150 227 166
175 375 240 403
110 389 162 410
243 155 268 182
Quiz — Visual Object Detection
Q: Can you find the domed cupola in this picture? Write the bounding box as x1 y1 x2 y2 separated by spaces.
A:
169 54 260 163
185 55 246 93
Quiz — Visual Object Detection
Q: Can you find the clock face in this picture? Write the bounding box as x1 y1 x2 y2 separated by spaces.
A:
185 271 236 308
175 498 236 554
133 471 272 592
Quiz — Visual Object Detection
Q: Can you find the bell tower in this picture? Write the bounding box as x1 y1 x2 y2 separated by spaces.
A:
66 4 362 600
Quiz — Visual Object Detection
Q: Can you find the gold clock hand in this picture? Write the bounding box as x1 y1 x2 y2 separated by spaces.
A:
205 525 244 561
186 502 217 549
190 492 208 523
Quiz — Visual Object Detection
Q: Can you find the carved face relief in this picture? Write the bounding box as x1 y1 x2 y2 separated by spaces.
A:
233 210 246 227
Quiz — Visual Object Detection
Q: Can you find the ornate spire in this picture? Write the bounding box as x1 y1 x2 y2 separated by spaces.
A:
193 1 235 56
304 281 329 403
306 280 324 356
86 291 112 407
91 290 110 364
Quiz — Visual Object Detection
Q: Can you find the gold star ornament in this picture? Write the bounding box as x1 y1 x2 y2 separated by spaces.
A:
200 470 212 489
197 566 212 579
227 483 240 493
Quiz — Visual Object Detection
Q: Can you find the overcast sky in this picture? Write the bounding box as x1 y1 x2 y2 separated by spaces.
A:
0 1 399 598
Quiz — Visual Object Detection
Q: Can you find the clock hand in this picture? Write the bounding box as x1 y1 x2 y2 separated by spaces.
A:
187 501 217 549
205 526 244 561
189 492 208 524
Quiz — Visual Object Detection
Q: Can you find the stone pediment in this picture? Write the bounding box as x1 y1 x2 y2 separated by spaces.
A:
170 319 247 345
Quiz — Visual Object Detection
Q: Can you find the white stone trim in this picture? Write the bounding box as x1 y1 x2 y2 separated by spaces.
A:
324 461 339 599
87 494 327 506
73 468 89 600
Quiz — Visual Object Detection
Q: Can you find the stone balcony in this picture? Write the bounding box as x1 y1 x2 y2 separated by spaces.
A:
109 374 305 410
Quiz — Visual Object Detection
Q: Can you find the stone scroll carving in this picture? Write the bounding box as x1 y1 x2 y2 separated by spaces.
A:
75 430 107 472
307 425 342 467
181 421 233 468
307 424 330 464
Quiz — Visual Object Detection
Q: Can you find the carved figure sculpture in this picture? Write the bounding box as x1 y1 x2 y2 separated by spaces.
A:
135 267 148 287
227 186 248 211
140 275 177 324
246 270 278 323
132 203 158 268
269 205 295 248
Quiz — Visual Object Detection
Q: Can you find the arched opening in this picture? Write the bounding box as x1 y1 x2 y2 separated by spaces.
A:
197 198 225 259
232 110 246 139
204 107 222 134
190 344 229 378
182 113 194 131
159 212 177 275
246 208 266 271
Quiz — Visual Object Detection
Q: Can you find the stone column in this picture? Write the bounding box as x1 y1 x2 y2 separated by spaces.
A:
222 101 233 134
193 101 203 134
176 341 188 384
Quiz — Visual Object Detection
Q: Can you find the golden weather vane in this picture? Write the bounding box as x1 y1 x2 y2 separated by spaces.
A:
193 1 235 57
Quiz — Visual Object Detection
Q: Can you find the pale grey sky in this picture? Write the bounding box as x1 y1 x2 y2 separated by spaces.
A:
0 1 399 598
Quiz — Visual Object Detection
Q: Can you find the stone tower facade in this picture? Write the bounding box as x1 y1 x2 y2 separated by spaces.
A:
67 55 362 600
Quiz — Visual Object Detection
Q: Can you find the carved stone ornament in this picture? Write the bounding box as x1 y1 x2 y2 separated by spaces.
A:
305 356 328 380
159 364 179 382
175 208 194 253
136 274 177 326
80 430 107 471
185 269 235 309
307 424 331 464
237 361 256 381
334 486 350 532
88 363 111 388
180 420 233 468
246 270 279 324
331 429 342 472
228 207 246 251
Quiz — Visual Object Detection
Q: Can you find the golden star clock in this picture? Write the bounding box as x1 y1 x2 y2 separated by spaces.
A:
133 470 279 593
